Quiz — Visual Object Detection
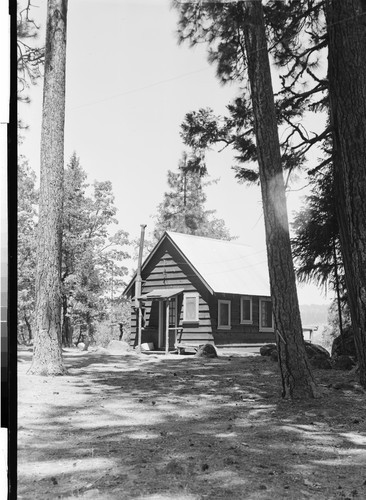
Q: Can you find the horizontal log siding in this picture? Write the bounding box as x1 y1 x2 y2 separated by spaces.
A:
130 242 215 347
211 294 275 345
126 239 273 348
129 308 137 347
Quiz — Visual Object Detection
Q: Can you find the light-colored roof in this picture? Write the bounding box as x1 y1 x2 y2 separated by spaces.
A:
166 232 270 296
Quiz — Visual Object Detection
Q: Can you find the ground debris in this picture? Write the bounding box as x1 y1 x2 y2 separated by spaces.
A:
17 346 366 500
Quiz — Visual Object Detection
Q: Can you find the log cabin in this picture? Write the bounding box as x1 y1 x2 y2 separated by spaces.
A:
123 231 275 352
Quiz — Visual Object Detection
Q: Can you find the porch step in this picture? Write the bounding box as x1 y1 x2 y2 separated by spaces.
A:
140 350 177 355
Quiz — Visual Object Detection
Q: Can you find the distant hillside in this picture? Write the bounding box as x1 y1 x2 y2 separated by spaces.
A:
300 304 330 326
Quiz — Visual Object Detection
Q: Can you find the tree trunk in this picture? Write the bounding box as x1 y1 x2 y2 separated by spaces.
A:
326 0 366 388
24 313 33 344
242 0 317 398
61 295 73 347
28 0 68 375
332 236 344 349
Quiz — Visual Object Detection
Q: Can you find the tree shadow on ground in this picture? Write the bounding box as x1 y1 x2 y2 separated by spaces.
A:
17 349 366 500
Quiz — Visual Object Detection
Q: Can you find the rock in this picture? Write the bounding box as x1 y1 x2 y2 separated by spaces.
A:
77 342 86 351
270 349 278 362
92 346 109 354
331 327 356 357
262 342 331 366
332 354 356 371
260 344 277 357
194 344 218 358
107 340 131 353
305 341 330 359
304 342 331 369
309 354 332 370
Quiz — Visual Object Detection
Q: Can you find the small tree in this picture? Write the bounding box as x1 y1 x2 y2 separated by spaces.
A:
61 153 130 346
18 157 38 344
292 166 346 339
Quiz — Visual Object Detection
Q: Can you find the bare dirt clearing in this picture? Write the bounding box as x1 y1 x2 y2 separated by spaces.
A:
18 347 366 499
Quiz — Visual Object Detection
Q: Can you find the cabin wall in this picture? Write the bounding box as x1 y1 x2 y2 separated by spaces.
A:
127 239 274 348
127 240 214 348
211 293 275 345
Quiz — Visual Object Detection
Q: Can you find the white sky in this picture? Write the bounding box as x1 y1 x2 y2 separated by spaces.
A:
18 0 332 306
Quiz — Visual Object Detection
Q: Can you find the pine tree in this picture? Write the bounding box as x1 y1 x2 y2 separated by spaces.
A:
61 153 130 346
18 157 38 344
17 0 45 103
29 0 68 375
292 166 341 289
292 166 346 338
153 152 232 241
326 0 366 388
174 0 317 398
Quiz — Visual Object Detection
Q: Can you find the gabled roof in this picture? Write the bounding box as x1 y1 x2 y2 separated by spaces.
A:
124 231 271 297
166 231 270 296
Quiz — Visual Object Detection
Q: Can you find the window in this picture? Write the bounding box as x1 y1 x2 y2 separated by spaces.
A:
259 298 274 331
240 297 252 324
183 292 199 322
218 300 231 329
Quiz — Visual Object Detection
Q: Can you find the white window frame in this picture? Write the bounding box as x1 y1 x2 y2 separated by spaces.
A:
240 296 253 324
259 298 274 332
218 299 231 330
183 292 199 323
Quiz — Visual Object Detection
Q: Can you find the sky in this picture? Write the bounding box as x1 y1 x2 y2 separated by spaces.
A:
18 0 332 306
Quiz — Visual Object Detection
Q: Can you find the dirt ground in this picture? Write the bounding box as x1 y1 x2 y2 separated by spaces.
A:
17 346 366 500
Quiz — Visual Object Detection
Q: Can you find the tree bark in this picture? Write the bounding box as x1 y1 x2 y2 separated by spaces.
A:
332 236 344 349
326 0 366 388
61 295 73 347
28 0 68 375
242 0 317 398
24 313 33 343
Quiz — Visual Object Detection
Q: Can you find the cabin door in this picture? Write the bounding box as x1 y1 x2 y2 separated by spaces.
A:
158 299 177 350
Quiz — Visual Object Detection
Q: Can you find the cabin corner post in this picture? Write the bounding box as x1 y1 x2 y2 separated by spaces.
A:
136 224 147 350
165 300 170 355
137 307 143 351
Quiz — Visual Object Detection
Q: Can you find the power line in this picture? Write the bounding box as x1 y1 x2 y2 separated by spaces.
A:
69 67 211 112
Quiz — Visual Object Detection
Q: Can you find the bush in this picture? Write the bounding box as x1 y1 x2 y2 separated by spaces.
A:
93 321 120 347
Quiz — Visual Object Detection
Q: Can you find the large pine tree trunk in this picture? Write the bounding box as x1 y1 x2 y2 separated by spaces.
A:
62 295 73 347
326 0 366 388
242 0 317 398
28 0 68 375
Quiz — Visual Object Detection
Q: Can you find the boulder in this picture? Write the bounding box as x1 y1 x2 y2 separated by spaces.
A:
309 354 332 370
107 340 131 353
260 344 277 357
304 342 330 359
194 344 218 358
305 342 331 369
332 354 356 371
261 341 332 367
331 327 356 357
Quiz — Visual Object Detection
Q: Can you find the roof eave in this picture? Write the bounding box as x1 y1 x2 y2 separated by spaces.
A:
123 231 215 297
